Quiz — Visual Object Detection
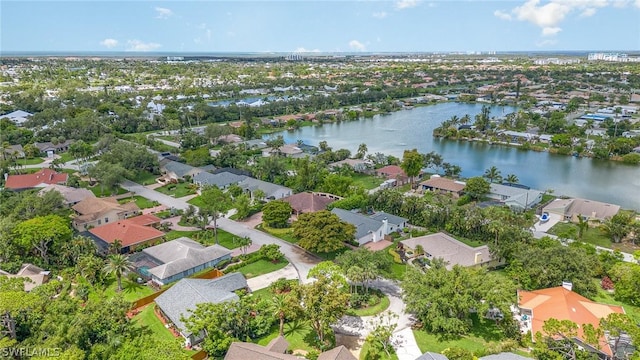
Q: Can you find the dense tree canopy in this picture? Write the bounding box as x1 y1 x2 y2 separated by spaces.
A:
292 210 355 253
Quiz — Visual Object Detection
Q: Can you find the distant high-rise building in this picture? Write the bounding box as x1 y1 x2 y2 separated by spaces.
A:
285 53 304 61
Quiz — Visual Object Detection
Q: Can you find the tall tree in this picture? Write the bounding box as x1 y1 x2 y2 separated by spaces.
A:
103 254 131 292
356 143 368 159
401 149 423 189
262 200 292 228
292 210 355 254
505 174 519 184
464 177 490 200
199 185 232 244
13 214 72 265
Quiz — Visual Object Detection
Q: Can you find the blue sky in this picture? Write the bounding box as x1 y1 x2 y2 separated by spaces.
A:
2 1 639 53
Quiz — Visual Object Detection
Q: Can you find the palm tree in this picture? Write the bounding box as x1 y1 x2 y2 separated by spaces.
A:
103 254 131 293
577 216 588 240
109 239 123 255
505 174 519 184
271 294 292 336
356 143 368 159
483 166 502 184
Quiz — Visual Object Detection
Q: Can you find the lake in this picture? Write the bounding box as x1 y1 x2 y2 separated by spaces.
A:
269 102 640 211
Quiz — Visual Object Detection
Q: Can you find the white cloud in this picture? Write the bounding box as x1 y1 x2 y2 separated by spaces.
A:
294 47 321 53
349 40 366 51
635 0 640 7
126 40 161 52
496 0 623 36
542 26 562 36
580 7 597 16
372 11 388 19
494 10 512 20
395 0 419 9
100 38 118 48
155 7 173 19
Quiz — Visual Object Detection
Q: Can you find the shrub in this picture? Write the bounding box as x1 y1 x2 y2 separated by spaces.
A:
622 153 640 165
601 276 614 290
388 248 403 264
270 278 296 294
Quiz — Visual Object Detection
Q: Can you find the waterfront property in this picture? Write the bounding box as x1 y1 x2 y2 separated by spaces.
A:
129 237 232 286
488 183 543 211
154 272 248 347
543 198 620 225
400 232 494 269
419 175 466 198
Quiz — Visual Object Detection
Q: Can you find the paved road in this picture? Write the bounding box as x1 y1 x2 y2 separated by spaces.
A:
121 180 191 210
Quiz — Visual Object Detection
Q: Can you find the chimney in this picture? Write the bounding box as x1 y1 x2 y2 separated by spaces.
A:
474 252 483 264
562 281 573 291
382 218 389 235
3 173 7 181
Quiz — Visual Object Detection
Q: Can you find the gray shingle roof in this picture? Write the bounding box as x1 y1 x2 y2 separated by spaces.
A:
331 208 383 240
143 237 232 280
154 273 247 337
416 352 449 360
238 178 292 199
193 171 246 188
479 353 532 360
163 160 198 178
369 211 408 227
400 232 492 269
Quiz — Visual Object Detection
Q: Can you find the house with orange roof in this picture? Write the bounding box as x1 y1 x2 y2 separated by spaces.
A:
87 214 164 253
517 284 626 358
4 168 68 191
72 197 140 230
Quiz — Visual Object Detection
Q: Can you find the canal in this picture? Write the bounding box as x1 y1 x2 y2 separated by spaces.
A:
271 102 640 210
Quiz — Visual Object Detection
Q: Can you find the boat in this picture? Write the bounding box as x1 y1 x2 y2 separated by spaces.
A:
540 212 550 223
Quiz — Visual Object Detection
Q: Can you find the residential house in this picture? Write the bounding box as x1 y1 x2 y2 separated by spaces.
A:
517 284 626 359
488 183 543 211
39 184 96 205
154 272 248 346
419 176 466 198
400 232 494 269
328 158 370 173
3 144 25 159
543 198 620 225
34 140 73 157
369 211 408 233
160 160 202 181
130 237 232 285
237 177 292 201
225 340 356 360
261 144 304 158
1 110 32 126
331 208 389 245
282 192 338 215
0 263 50 292
4 168 68 191
376 165 421 187
192 171 246 189
416 353 449 360
72 197 140 230
87 214 164 253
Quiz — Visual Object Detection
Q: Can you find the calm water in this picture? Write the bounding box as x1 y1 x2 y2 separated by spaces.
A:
271 102 640 210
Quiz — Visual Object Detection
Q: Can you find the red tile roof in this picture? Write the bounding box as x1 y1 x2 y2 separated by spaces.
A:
125 214 161 226
5 169 68 190
376 165 406 177
518 286 625 356
89 216 165 247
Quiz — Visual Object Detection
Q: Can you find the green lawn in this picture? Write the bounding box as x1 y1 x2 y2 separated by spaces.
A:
89 185 128 197
156 182 197 198
119 195 159 209
130 171 159 186
57 152 74 163
412 317 507 354
96 276 156 303
15 157 44 165
352 174 384 190
548 222 612 248
380 250 407 280
133 305 181 343
187 196 205 208
257 223 299 244
235 259 289 278
347 293 390 317
165 228 242 250
592 283 640 324
257 320 316 352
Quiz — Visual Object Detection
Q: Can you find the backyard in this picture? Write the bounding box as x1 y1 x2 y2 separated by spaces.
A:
165 229 242 250
88 275 156 303
351 173 384 190
548 222 613 248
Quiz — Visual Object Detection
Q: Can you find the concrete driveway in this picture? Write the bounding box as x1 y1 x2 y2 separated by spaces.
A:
247 264 298 291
